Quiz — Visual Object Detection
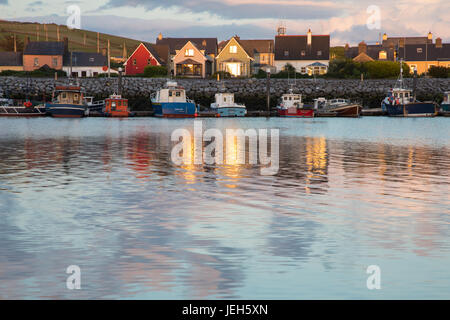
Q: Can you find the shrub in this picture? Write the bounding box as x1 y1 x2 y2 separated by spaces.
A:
143 65 168 78
365 61 410 79
428 66 449 78
211 71 231 80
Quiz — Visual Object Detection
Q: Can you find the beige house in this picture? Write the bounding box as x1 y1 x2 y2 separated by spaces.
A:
216 36 254 77
172 41 211 78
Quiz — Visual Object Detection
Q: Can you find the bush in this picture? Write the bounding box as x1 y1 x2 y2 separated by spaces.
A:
428 66 449 78
143 65 168 78
0 65 66 77
365 61 410 79
326 59 410 79
211 71 231 80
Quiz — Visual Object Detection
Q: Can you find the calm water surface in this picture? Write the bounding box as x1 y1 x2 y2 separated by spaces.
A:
0 117 449 299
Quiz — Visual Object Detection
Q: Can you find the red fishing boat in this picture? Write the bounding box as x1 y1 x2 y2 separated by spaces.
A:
276 88 314 118
103 94 130 117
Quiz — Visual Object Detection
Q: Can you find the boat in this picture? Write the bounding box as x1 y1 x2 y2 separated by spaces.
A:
441 91 450 112
276 87 314 118
210 92 246 117
151 81 198 118
381 60 437 117
103 94 130 117
45 85 87 118
314 98 362 117
84 96 105 115
0 98 46 117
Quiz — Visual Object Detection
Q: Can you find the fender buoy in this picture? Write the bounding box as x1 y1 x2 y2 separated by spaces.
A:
24 101 32 108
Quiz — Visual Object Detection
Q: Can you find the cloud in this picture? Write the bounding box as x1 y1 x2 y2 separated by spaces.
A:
100 0 345 20
0 0 8 4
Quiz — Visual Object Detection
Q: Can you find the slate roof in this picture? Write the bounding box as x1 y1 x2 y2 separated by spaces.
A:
156 37 218 56
63 52 107 67
0 52 23 66
397 43 450 61
274 35 330 61
345 45 395 61
24 41 65 55
382 37 431 48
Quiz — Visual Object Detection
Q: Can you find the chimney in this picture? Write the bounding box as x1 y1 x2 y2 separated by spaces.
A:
277 24 286 36
307 29 312 46
63 37 69 54
436 37 442 48
158 32 163 41
382 33 387 41
428 31 433 42
234 35 240 41
358 41 367 54
344 43 349 51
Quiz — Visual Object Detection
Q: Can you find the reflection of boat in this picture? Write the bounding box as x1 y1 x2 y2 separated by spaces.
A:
276 87 314 118
314 98 362 117
381 60 437 117
103 94 130 117
0 98 46 117
151 81 197 118
45 85 87 118
441 91 450 112
210 92 246 117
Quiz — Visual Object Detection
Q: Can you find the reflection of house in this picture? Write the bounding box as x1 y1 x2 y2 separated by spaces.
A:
63 52 110 77
217 37 274 76
23 40 65 71
156 34 217 78
345 32 450 74
274 28 330 75
173 41 211 78
0 52 23 72
216 36 254 77
124 42 169 75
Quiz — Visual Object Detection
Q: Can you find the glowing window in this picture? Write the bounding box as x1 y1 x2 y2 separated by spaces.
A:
230 46 237 53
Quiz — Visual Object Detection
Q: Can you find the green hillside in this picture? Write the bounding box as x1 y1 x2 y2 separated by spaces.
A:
0 20 142 58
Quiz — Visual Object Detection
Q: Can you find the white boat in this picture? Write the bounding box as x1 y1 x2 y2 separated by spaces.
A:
151 81 197 118
210 92 246 117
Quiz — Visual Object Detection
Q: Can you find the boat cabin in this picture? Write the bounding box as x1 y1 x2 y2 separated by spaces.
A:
390 88 413 105
54 86 84 105
154 81 188 103
329 98 350 106
104 94 129 117
280 90 303 109
314 97 327 109
214 93 235 106
443 92 449 104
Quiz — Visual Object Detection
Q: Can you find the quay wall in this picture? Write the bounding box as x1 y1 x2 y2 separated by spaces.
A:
0 77 448 110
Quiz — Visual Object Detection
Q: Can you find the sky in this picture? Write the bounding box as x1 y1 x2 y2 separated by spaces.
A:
1 0 449 46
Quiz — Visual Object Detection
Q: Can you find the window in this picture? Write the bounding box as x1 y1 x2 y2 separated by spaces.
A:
89 58 94 62
34 58 39 66
169 91 173 97
185 49 194 56
147 59 152 65
52 58 58 67
175 91 181 97
224 97 227 102
230 45 237 53
133 59 137 65
417 48 423 53
301 50 305 56
93 72 98 77
81 71 87 77
301 67 306 74
379 51 387 60
284 50 289 57
410 65 417 73
317 51 322 56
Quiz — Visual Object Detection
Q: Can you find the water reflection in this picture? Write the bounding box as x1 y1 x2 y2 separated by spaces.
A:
0 118 449 299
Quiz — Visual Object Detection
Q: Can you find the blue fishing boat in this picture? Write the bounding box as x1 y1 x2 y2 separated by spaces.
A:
441 91 450 112
45 85 87 118
381 60 437 117
151 81 197 118
210 92 246 117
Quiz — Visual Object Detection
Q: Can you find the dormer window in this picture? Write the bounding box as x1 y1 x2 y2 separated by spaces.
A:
301 50 305 56
89 57 94 62
185 49 194 57
230 45 237 53
417 48 423 53
284 50 289 57
317 51 322 56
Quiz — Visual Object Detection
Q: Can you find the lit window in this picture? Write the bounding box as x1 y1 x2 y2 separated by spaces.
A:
230 46 237 53
301 67 306 73
301 50 306 56
417 48 423 53
317 51 322 56
284 50 289 56
379 51 387 59
185 49 194 56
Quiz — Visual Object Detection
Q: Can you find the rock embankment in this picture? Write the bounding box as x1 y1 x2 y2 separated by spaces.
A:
0 77 448 109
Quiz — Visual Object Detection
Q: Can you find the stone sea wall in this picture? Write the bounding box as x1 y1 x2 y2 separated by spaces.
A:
0 77 448 110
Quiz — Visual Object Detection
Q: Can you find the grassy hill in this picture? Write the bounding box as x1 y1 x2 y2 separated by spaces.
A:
0 20 142 58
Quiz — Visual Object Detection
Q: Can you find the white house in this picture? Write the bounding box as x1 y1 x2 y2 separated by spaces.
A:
63 52 117 77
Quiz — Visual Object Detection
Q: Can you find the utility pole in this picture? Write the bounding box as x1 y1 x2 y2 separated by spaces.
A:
97 32 100 53
266 68 271 115
13 34 17 52
57 25 60 41
107 39 111 78
36 24 39 41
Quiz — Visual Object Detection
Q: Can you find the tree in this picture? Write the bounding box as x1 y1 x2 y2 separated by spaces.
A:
143 65 168 78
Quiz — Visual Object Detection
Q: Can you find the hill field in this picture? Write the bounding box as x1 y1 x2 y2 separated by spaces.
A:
0 20 142 58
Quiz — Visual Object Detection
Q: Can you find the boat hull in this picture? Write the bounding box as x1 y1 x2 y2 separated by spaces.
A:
277 108 314 118
383 102 437 117
328 104 361 117
215 107 246 117
442 103 450 112
46 103 86 118
152 102 197 118
0 106 46 117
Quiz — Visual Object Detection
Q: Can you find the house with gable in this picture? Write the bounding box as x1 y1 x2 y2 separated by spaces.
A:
215 36 254 77
124 42 169 76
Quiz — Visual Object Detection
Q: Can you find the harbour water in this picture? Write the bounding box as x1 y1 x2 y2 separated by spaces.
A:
0 117 449 299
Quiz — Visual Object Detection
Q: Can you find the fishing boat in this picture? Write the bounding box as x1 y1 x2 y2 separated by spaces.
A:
210 92 246 117
276 87 314 118
151 81 198 118
45 85 87 118
381 60 437 117
0 98 46 117
314 98 362 117
441 91 450 112
103 94 130 117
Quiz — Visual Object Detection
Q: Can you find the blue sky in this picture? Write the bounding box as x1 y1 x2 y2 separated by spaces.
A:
1 0 449 45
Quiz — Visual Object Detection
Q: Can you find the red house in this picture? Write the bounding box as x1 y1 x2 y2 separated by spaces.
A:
124 42 169 75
